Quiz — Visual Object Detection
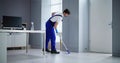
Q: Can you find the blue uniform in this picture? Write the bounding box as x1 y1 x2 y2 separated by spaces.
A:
46 15 62 51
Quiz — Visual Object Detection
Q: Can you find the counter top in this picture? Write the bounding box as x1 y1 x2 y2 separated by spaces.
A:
0 30 45 33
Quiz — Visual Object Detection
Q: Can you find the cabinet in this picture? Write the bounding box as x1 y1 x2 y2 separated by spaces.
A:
0 33 7 63
6 33 26 48
0 32 26 63
14 33 26 47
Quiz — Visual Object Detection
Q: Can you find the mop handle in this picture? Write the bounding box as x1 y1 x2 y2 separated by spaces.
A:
55 29 70 54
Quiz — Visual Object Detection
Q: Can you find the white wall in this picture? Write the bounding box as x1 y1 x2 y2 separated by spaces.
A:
41 0 51 30
79 0 89 52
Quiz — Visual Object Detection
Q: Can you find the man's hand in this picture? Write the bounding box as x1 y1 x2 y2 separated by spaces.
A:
55 29 58 33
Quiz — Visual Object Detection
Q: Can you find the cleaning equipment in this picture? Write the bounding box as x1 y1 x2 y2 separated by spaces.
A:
55 29 70 54
31 22 34 30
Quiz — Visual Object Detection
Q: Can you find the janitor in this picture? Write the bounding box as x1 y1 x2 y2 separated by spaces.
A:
45 9 70 54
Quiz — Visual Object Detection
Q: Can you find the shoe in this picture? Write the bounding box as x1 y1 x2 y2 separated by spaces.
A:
51 50 60 54
42 49 51 52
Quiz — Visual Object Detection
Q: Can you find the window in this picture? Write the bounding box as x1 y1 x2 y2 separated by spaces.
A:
50 0 62 42
51 0 62 13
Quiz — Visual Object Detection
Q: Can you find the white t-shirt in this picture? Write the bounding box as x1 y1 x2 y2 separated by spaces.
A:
50 13 63 23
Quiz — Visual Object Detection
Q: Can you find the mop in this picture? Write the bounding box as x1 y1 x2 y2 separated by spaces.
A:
55 29 70 54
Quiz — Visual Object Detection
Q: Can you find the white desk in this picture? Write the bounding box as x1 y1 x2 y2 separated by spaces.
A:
0 30 45 33
0 30 46 63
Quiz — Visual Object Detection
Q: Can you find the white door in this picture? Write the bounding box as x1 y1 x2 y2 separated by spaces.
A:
89 0 112 53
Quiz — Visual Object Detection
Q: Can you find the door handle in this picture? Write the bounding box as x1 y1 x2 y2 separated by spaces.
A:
108 22 112 28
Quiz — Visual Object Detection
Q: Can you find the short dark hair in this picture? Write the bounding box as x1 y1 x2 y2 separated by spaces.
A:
63 9 70 15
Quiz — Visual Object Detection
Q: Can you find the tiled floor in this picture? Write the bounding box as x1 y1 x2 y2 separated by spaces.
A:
7 49 120 63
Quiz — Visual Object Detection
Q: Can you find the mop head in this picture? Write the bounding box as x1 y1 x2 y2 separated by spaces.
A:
67 50 70 54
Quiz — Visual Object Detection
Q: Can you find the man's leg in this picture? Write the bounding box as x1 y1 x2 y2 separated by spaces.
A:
45 22 51 52
45 32 51 52
51 29 56 51
46 31 50 50
50 28 60 54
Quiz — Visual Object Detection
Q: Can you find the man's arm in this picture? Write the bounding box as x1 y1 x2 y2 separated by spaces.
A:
54 22 58 29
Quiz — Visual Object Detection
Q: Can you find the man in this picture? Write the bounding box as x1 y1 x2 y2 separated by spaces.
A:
45 9 70 54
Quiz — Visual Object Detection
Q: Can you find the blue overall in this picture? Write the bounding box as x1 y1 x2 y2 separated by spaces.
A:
46 15 62 51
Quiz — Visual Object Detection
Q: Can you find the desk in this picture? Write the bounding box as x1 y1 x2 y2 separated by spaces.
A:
0 30 46 63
